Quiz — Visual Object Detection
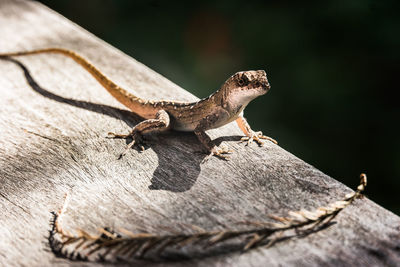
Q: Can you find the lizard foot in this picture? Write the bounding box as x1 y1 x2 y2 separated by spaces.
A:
107 131 147 159
240 131 278 146
204 145 233 161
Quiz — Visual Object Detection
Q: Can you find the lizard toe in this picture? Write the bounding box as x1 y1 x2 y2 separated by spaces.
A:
208 146 232 160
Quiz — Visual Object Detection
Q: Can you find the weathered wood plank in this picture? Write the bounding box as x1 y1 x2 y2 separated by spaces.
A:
0 0 399 266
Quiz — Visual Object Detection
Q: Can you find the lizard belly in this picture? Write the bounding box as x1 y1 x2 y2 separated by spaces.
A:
172 120 197 132
171 107 232 132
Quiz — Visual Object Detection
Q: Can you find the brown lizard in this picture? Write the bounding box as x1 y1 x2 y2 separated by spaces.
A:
0 48 277 159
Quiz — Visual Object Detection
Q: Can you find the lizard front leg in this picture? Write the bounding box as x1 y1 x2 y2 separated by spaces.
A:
194 130 232 160
194 113 232 160
236 116 277 146
108 109 170 158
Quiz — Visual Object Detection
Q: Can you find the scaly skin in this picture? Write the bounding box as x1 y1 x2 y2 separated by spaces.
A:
0 48 277 159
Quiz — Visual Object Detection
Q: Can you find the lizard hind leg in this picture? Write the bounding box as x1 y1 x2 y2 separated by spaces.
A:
107 109 170 159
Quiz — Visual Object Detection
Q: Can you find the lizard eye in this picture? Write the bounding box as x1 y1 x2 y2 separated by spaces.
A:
238 79 245 86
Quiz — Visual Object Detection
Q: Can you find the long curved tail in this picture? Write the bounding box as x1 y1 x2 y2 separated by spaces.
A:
0 48 143 111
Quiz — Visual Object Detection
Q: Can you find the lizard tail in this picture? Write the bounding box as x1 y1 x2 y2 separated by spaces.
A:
0 48 143 111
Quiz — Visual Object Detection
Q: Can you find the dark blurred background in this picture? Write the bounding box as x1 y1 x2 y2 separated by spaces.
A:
38 0 400 215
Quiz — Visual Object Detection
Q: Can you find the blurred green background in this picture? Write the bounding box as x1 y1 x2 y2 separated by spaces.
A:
38 0 400 215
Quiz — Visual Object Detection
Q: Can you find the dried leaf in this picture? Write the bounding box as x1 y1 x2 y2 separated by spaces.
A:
48 174 367 262
244 234 262 250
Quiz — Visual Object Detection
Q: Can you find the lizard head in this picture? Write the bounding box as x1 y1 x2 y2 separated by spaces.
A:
233 70 270 94
220 70 270 114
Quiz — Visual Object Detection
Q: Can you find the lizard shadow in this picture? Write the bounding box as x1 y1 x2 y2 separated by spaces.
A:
148 134 243 192
1 57 242 192
0 56 141 126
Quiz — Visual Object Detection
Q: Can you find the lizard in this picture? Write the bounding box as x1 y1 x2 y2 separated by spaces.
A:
0 48 277 159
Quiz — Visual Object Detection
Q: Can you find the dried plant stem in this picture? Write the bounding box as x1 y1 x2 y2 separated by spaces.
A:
48 174 367 262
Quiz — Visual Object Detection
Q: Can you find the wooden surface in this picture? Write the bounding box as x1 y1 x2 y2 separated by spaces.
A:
0 0 399 266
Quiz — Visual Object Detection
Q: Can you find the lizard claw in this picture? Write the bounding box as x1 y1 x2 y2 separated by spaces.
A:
118 139 136 159
107 131 132 139
107 131 147 159
211 145 233 160
240 131 277 146
203 145 233 161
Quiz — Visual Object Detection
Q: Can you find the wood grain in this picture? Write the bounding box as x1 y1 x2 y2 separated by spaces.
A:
0 0 399 266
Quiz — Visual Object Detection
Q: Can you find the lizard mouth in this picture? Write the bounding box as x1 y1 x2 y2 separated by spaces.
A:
261 81 271 93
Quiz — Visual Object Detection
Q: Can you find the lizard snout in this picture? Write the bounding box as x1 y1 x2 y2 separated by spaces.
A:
262 80 271 91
